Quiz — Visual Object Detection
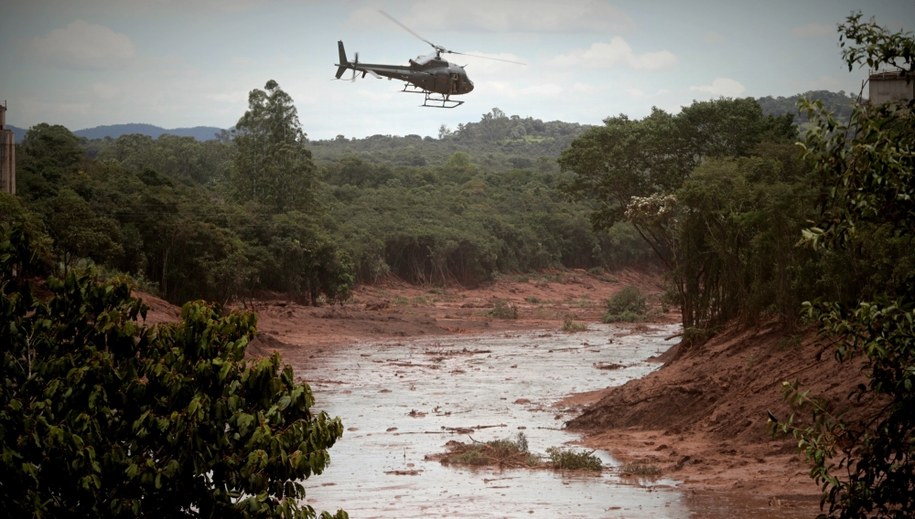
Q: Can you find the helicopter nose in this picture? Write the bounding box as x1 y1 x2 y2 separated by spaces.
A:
466 79 474 93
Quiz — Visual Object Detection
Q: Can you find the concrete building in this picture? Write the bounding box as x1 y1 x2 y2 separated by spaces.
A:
869 71 914 104
0 103 14 195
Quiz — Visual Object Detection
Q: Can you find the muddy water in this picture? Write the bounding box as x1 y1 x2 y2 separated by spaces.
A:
293 324 801 518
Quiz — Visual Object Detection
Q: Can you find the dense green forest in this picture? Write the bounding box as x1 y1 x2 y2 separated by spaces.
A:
3 80 859 308
5 88 657 304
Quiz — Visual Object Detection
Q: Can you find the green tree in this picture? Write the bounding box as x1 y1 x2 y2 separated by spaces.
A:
560 99 799 333
230 80 317 213
774 12 914 518
41 187 124 273
17 123 85 200
0 225 347 518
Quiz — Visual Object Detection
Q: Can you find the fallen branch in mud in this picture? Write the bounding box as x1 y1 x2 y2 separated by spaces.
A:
440 424 507 435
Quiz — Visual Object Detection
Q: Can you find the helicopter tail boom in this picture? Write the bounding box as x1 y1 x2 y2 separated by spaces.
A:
335 41 349 79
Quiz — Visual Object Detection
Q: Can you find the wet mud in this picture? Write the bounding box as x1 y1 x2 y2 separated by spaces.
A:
295 324 811 518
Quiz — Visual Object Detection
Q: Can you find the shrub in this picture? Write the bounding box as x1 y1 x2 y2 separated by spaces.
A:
602 285 647 322
489 299 518 319
561 315 588 332
546 447 602 471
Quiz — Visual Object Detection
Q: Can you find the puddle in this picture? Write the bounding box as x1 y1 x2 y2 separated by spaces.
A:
293 323 809 518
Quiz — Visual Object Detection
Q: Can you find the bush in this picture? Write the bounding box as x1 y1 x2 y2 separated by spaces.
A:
561 315 588 332
546 447 602 471
489 299 519 319
602 285 647 323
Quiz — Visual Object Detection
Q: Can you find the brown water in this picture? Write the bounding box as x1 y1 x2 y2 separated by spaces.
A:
294 324 813 518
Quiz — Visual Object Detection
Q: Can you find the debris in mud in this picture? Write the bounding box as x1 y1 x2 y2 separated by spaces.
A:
430 435 541 469
441 424 507 434
384 469 422 476
429 433 603 472
594 362 626 370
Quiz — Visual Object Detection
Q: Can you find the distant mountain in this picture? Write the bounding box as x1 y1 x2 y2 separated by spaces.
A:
757 90 857 124
5 125 26 144
3 123 224 144
73 123 225 141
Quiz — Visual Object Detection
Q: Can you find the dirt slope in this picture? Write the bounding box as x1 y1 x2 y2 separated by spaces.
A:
563 321 868 512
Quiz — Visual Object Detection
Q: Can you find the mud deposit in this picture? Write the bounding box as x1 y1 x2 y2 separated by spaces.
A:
295 324 802 518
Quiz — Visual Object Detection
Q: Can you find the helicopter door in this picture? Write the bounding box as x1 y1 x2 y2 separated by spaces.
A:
450 73 459 94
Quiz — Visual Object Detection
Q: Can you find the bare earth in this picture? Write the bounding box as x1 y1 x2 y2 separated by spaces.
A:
139 268 847 515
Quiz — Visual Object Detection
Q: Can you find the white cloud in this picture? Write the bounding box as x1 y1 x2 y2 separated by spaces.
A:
28 20 135 70
550 38 676 70
792 23 833 38
703 31 725 45
354 1 634 33
689 77 746 97
91 82 121 101
520 83 563 96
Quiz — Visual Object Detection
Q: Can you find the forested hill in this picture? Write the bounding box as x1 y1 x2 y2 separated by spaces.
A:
756 89 857 125
310 108 591 171
74 123 225 141
4 123 225 144
5 90 855 146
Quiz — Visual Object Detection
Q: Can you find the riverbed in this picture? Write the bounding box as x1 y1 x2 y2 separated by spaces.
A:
294 323 803 518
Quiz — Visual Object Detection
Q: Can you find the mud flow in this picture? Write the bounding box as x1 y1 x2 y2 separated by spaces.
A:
296 324 807 518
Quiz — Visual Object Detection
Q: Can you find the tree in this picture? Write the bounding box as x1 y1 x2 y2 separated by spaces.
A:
17 123 85 200
774 12 915 518
0 225 347 518
230 80 317 213
560 99 798 333
41 187 123 273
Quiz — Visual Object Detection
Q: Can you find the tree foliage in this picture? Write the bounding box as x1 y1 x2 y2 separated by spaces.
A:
774 13 915 518
231 80 317 213
560 98 805 335
0 225 346 518
14 81 354 306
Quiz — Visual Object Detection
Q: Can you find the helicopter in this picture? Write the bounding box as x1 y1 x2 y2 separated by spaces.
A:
334 11 523 108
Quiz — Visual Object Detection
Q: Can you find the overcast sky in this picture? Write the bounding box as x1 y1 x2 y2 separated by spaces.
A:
2 0 913 140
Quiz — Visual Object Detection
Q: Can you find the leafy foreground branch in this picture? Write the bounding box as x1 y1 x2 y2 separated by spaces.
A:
0 224 347 518
430 433 602 472
770 12 915 519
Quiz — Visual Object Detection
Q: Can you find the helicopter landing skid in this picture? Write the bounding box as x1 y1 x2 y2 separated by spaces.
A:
402 84 464 108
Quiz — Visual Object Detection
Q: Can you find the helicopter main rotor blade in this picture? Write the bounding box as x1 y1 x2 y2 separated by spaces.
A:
379 10 442 53
445 50 526 66
378 10 526 66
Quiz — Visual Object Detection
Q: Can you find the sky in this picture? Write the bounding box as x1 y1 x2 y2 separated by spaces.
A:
2 0 913 141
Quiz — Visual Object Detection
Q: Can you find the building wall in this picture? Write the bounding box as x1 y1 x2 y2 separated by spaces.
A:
869 72 915 104
0 105 15 195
